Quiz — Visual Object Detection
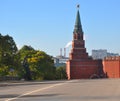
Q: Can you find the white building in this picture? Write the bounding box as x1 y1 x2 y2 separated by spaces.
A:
53 55 69 67
92 49 107 60
92 49 119 60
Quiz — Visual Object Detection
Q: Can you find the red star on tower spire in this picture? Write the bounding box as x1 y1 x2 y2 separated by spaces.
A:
77 4 80 9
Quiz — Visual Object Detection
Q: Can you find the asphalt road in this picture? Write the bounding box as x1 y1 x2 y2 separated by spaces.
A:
0 79 120 101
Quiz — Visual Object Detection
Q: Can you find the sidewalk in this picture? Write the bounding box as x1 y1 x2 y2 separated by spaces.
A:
0 80 47 87
0 81 31 87
0 80 66 87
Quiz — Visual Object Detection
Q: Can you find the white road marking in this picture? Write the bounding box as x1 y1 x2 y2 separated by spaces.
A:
5 80 74 101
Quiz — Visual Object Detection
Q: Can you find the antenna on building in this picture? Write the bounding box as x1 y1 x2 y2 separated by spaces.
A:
64 48 66 57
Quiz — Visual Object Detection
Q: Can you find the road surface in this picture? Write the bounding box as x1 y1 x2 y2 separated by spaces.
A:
0 79 120 101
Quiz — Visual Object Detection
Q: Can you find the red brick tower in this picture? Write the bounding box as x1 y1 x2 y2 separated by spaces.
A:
66 6 103 79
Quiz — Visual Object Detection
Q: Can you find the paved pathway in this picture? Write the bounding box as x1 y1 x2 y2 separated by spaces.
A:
0 79 120 101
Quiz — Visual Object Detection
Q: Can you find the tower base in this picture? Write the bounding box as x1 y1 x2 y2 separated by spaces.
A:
66 59 103 79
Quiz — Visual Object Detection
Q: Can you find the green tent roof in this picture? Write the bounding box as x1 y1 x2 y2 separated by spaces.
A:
74 10 83 33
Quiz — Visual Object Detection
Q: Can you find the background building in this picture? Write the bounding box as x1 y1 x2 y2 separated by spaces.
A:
92 49 107 60
54 55 69 67
92 49 119 60
53 48 69 67
107 52 119 57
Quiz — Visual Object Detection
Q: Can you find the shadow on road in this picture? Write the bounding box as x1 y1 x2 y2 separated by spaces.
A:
0 80 67 87
0 93 61 98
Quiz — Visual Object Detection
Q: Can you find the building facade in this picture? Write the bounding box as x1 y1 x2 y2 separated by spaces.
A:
92 49 107 60
54 55 69 67
66 8 103 79
92 49 119 60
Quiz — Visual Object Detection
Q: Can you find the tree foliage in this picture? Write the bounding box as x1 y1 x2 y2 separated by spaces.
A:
0 33 67 80
22 56 32 80
18 45 56 80
56 66 67 79
0 34 17 54
0 34 18 77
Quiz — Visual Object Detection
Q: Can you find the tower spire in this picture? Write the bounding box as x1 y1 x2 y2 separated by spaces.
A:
74 5 83 34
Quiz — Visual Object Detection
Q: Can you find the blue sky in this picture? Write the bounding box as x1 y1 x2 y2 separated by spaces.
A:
0 0 120 57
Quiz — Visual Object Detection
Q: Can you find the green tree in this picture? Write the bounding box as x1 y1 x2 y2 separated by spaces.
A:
28 51 56 80
56 66 67 79
18 45 56 80
22 56 32 80
18 45 35 79
0 34 17 54
0 34 18 77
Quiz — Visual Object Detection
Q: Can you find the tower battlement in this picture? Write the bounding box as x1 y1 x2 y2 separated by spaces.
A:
104 56 120 61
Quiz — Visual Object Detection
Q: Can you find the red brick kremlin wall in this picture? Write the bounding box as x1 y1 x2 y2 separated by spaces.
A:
103 56 120 78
